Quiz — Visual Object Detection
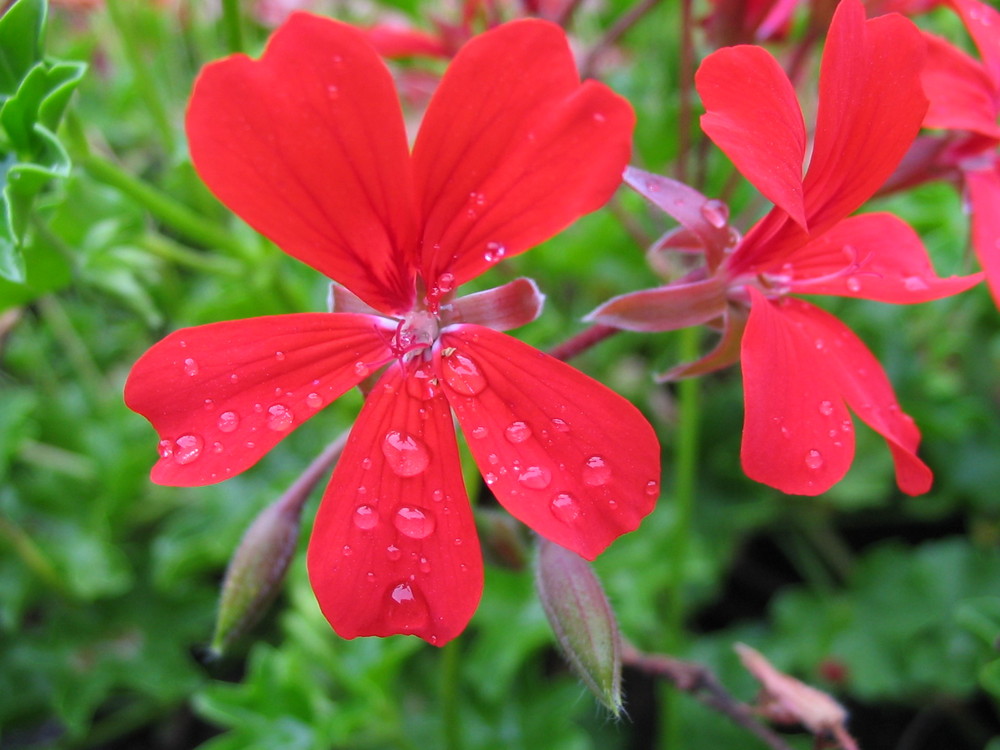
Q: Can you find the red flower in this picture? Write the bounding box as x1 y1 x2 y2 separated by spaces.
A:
124 14 660 645
590 0 981 496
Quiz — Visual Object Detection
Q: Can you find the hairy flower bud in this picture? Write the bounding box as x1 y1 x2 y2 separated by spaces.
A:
535 538 622 714
209 497 302 657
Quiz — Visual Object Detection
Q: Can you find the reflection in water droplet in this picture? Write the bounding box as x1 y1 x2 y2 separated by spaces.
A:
518 465 552 489
394 507 435 539
362 457 373 470
441 352 487 396
551 418 570 433
550 492 581 522
387 582 430 632
819 400 834 416
700 199 729 229
419 556 431 573
183 358 199 376
275 351 286 361
266 404 294 431
437 273 455 293
846 277 862 292
471 426 488 439
582 456 612 486
387 545 402 561
157 440 173 459
354 505 378 530
174 434 204 465
212 441 224 453
805 449 824 470
645 479 660 497
353 361 369 377
306 392 324 409
407 364 439 400
342 545 352 556
382 431 431 476
484 241 506 263
217 411 240 433
504 421 531 443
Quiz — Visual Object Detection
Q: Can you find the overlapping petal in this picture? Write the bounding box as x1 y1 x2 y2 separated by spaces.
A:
187 14 420 314
436 325 660 560
950 0 1000 91
586 276 728 333
413 19 635 289
922 31 1000 138
781 213 983 303
741 290 930 496
696 45 807 230
125 314 394 486
307 361 484 646
803 0 927 233
966 165 1000 307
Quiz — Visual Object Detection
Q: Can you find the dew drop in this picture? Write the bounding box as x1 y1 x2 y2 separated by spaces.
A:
229 373 239 383
361 457 373 470
582 455 612 487
551 418 570 433
484 472 498 485
217 411 240 433
406 365 439 400
326 84 339 99
841 419 853 433
819 400 834 416
484 241 506 263
274 351 286 361
203 398 215 410
645 479 660 497
550 492 581 523
700 199 729 229
518 465 552 489
394 506 435 539
174 434 204 465
592 111 606 123
211 441 224 453
306 392 324 409
471 426 488 439
846 276 862 292
504 421 531 444
266 404 294 432
342 545 352 556
441 352 487 395
419 556 432 573
437 273 455 293
382 431 431 476
183 358 199 376
157 439 174 459
432 489 444 503
353 361 370 377
386 545 402 561
387 582 429 631
903 275 929 292
815 338 826 351
354 505 378 530
805 449 824 470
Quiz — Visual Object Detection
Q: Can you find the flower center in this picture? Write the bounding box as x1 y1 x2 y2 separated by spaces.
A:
391 310 439 362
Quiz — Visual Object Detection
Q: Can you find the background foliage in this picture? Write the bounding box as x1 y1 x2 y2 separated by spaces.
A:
1 0 999 748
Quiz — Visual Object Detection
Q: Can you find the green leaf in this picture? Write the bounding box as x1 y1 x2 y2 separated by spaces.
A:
0 0 46 98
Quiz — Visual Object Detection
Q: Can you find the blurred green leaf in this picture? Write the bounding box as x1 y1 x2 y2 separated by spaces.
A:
0 0 45 98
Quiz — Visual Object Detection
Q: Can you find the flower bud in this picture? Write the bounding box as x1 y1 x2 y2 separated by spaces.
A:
535 538 623 715
209 497 302 657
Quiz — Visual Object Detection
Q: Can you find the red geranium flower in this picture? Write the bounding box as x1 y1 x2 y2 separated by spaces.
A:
590 0 981 496
124 14 660 645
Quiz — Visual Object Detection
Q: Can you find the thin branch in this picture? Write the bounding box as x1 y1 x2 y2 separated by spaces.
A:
547 324 620 362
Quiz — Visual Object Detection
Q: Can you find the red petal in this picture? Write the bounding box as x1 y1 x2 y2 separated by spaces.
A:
586 275 728 332
741 290 931 496
966 164 1000 307
696 45 808 230
363 24 450 59
413 20 634 288
783 213 984 303
803 0 927 234
437 325 660 560
307 360 483 646
922 32 1000 139
657 303 746 382
124 313 393 486
950 0 1000 91
187 14 420 315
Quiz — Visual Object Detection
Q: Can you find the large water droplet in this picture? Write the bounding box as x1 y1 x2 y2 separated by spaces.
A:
382 431 431 476
483 241 506 263
582 456 612 487
406 364 439 400
551 418 570 433
354 505 378 530
518 465 552 489
387 582 429 632
394 506 435 539
805 449 824 470
306 392 324 409
174 434 204 465
819 400 834 416
550 492 581 522
700 199 729 229
183 358 199 376
504 421 531 444
437 273 455 293
266 404 294 431
217 411 240 433
441 352 487 396
645 479 660 497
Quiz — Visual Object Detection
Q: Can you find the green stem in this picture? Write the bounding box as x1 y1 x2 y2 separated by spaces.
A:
104 0 177 154
221 0 245 54
441 638 462 750
660 325 702 750
37 295 110 406
80 153 249 258
138 234 244 276
0 517 70 597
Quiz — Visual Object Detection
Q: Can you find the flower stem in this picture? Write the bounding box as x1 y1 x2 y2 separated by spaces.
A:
548 324 619 362
675 0 695 184
221 0 245 54
441 638 463 750
660 325 701 750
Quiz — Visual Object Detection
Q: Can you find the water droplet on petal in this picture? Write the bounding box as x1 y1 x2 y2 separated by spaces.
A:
437 273 455 293
211 441 224 453
846 277 862 292
551 418 570 433
484 241 506 263
386 545 402 562
582 456 612 486
157 440 173 459
274 351 286 361
342 545 352 556
432 489 444 503
441 351 487 396
484 472 498 485
819 400 834 416
903 275 929 292
183 358 199 376
419 556 431 573
326 84 339 99
518 465 552 489
700 199 729 228
550 492 581 522
471 426 488 439
645 479 660 497
354 505 378 530
353 361 369 377
306 392 324 409
387 582 429 631
361 457 373 470
217 411 240 433
394 507 435 539
174 434 204 465
805 449 824 470
382 431 431 477
504 421 531 443
266 404 294 431
406 365 439 400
